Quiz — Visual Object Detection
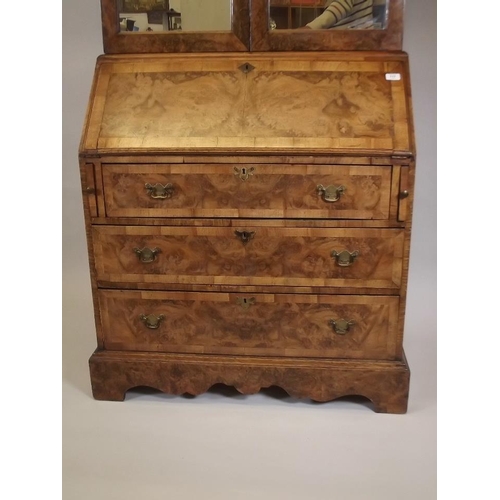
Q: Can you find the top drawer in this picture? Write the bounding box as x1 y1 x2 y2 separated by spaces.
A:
102 164 392 220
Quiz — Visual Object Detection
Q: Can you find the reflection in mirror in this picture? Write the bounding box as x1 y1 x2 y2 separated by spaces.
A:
118 0 232 32
270 0 388 30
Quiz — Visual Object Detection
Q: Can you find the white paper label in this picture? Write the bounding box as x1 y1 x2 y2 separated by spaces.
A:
385 73 401 81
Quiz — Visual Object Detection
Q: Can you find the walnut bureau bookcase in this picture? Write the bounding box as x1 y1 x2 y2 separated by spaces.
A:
80 0 415 413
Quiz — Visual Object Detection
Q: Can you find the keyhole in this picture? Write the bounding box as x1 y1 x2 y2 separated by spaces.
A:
234 166 255 181
239 63 255 74
237 297 255 309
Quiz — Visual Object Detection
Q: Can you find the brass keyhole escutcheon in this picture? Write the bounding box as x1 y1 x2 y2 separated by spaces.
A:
238 62 255 74
237 297 256 310
134 247 161 263
145 182 174 199
139 314 165 330
329 319 355 335
234 166 255 181
234 230 255 245
331 250 359 267
317 184 346 203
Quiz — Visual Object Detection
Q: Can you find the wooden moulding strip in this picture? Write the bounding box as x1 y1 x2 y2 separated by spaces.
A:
98 52 409 64
96 155 394 165
96 137 395 152
90 218 405 229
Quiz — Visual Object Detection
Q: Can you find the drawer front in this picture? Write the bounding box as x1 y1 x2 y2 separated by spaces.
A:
102 164 391 219
93 226 404 289
99 291 399 360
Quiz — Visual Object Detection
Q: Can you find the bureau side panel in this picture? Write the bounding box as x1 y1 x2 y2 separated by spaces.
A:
395 159 416 357
79 158 104 348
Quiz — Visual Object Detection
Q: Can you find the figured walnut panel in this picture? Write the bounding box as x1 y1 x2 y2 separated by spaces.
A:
99 290 399 360
246 70 393 142
93 226 404 288
99 70 246 142
82 54 411 154
102 164 392 219
89 350 410 413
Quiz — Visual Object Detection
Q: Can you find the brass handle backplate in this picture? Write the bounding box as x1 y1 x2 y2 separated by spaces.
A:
317 184 346 203
329 319 355 335
331 250 359 267
145 182 174 199
134 247 161 263
139 314 165 329
234 166 255 181
235 230 255 245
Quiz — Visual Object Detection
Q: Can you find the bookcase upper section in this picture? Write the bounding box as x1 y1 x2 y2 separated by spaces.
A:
101 0 405 53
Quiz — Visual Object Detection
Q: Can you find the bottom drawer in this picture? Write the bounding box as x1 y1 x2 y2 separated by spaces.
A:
99 291 399 360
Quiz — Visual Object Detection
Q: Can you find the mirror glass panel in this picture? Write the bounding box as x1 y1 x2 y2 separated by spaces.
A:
117 0 232 32
269 0 388 30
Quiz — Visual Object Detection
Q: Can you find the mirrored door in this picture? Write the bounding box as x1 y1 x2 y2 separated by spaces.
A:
269 0 389 30
102 0 249 52
252 0 404 51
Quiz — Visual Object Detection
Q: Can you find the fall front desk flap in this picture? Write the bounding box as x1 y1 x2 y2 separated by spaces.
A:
80 53 413 156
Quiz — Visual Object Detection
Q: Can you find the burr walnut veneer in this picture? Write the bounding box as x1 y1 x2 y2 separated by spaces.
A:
80 51 415 412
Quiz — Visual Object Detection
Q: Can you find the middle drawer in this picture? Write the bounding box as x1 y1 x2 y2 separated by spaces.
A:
93 226 404 289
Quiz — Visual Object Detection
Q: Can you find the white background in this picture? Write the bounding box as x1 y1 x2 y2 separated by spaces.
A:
0 0 486 497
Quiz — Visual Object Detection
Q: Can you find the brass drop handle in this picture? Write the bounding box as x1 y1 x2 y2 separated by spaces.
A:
331 250 359 267
234 230 255 245
317 184 346 203
329 319 355 335
134 247 161 263
140 314 165 330
145 182 175 199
